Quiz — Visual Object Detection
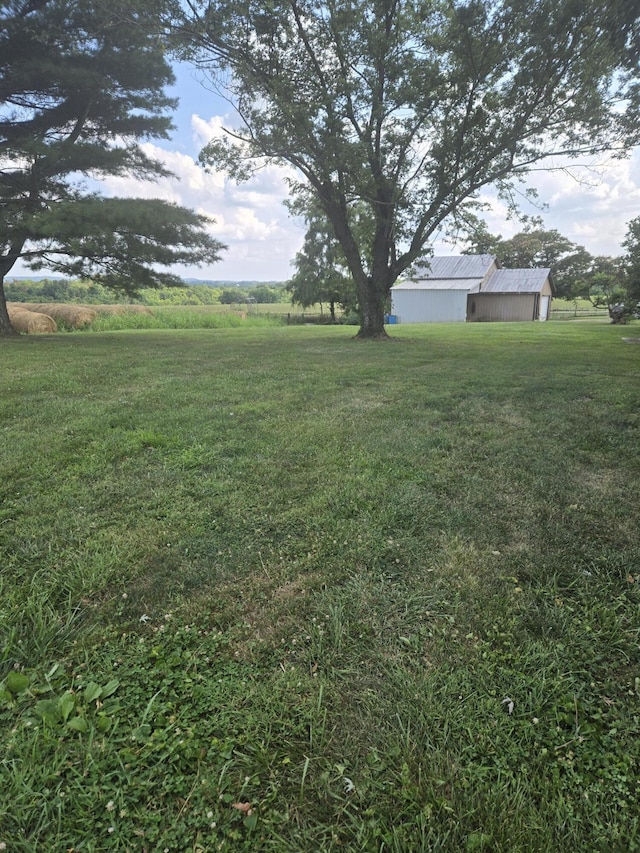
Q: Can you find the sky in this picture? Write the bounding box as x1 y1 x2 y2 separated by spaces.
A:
19 61 640 283
100 62 305 283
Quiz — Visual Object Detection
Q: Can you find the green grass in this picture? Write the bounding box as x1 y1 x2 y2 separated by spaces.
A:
59 304 335 332
87 307 286 332
1 322 639 851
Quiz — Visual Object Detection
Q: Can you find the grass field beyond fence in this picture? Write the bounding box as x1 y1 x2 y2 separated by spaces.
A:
1 322 639 851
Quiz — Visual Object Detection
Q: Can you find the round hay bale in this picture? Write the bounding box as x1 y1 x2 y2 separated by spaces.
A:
29 303 97 328
7 301 44 313
8 306 57 334
7 302 35 312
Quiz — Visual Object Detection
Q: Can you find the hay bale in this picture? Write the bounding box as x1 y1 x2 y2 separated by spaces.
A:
9 301 153 323
7 301 44 313
27 303 97 328
8 306 57 334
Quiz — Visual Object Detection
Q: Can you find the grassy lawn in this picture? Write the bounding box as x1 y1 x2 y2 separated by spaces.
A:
1 322 639 851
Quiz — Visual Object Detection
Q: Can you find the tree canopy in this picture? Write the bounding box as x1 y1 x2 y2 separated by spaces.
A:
0 0 226 334
177 0 640 338
462 221 597 300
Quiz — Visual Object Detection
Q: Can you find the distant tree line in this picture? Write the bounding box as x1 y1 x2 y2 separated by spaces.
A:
218 284 284 304
5 278 288 306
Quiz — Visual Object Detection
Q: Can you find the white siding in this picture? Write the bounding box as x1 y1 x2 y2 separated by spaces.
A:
392 289 469 323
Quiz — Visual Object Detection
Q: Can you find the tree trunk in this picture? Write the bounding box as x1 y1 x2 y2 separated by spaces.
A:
356 282 389 339
0 277 17 335
318 191 391 339
355 204 395 339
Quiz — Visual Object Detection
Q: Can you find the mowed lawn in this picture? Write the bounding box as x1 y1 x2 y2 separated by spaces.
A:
1 322 639 852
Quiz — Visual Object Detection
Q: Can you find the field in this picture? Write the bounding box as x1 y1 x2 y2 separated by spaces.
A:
1 322 639 851
6 298 609 334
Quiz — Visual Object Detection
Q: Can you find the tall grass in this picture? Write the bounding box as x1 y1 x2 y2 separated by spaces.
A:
88 307 284 331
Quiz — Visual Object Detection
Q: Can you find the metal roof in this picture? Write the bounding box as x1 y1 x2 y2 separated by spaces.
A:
482 269 551 294
410 254 497 280
393 278 482 291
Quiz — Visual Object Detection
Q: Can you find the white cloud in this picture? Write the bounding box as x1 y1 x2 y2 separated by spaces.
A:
96 121 304 281
191 114 230 147
450 151 640 257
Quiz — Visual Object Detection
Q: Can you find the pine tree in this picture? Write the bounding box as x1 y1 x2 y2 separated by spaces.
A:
0 0 225 334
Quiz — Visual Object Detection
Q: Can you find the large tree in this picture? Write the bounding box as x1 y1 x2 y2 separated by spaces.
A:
0 0 225 335
572 255 629 321
176 0 640 338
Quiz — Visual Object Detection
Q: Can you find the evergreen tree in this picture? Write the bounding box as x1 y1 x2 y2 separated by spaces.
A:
0 0 225 334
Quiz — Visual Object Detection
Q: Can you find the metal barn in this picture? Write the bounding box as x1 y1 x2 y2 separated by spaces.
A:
391 255 497 323
390 256 554 324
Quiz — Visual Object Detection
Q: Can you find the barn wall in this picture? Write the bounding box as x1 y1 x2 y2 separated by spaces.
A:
468 293 537 322
391 289 468 323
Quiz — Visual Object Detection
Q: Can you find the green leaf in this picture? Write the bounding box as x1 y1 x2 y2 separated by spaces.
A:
0 687 14 705
46 663 63 681
466 833 493 851
84 682 102 703
244 812 258 831
35 698 62 725
67 716 89 733
95 715 112 732
58 692 76 722
101 679 120 698
6 672 29 694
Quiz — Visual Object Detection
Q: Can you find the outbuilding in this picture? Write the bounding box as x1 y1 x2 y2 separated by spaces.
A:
391 255 497 323
390 255 554 323
467 269 553 322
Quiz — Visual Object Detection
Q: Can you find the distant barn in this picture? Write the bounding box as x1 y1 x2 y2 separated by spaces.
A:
391 255 553 323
